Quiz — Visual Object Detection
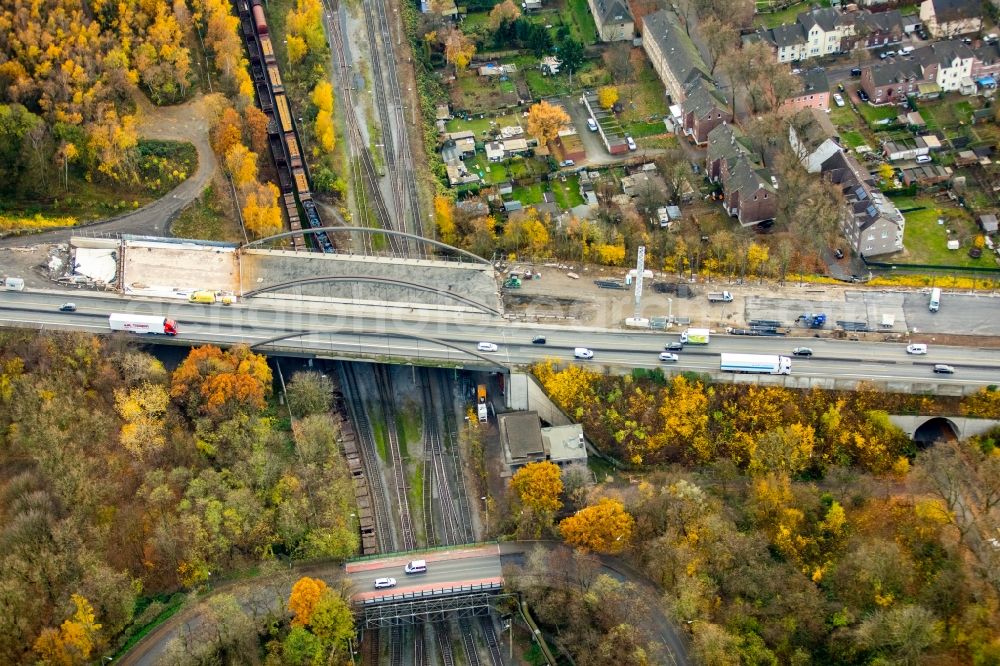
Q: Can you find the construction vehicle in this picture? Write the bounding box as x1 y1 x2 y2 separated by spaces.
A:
476 384 488 422
477 384 487 403
797 313 827 329
503 276 522 289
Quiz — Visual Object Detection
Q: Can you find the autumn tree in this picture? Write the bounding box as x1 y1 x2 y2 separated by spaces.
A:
511 461 564 515
87 104 140 183
285 370 334 418
134 6 192 104
503 207 551 258
488 0 521 30
598 86 619 109
434 194 457 244
286 0 326 65
289 577 329 626
33 594 102 665
560 497 635 554
225 143 258 191
244 106 270 157
115 383 170 460
170 345 272 419
243 182 284 238
526 100 570 146
312 80 335 154
444 28 476 72
701 16 737 75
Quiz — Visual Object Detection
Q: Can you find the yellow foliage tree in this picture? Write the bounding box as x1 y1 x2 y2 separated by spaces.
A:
33 594 102 665
434 195 456 244
504 208 550 258
878 162 895 182
444 28 476 72
288 576 329 627
532 360 599 420
511 461 564 514
488 0 521 29
315 110 335 153
287 35 307 65
243 182 283 238
526 100 570 146
114 382 169 459
746 242 769 276
224 143 258 191
598 86 619 109
592 242 626 266
560 497 635 554
650 375 711 464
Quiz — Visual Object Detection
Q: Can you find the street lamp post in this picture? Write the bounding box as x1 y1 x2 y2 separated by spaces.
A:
481 496 489 538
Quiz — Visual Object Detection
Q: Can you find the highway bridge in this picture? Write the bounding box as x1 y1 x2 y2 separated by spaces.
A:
2 289 1000 394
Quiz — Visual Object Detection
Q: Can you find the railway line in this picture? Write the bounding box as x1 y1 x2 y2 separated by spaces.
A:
435 623 456 666
481 616 504 666
374 365 416 551
460 619 482 666
321 0 405 257
235 0 334 252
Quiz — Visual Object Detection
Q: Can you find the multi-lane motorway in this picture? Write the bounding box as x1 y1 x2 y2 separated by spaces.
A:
2 289 999 388
345 545 503 602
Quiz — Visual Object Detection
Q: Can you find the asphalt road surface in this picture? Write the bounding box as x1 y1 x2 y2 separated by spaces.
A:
3 290 1000 388
346 545 502 602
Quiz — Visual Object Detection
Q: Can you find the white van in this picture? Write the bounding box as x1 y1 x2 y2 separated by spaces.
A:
574 348 594 359
929 287 941 312
404 560 427 574
900 46 915 55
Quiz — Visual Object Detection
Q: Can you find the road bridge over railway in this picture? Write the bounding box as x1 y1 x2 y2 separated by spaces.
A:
345 545 504 628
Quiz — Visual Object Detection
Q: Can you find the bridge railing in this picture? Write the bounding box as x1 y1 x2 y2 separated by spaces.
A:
360 581 503 604
346 540 500 563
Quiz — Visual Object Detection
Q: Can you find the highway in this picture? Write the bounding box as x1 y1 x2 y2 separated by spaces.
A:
345 545 503 602
2 289 1000 388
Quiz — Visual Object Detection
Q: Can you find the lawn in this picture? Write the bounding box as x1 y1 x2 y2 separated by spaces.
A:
565 0 598 44
840 130 868 149
550 175 584 208
446 112 525 136
856 102 901 127
171 185 243 242
754 0 831 28
916 97 976 130
894 197 993 267
511 182 546 205
828 104 860 129
624 120 668 138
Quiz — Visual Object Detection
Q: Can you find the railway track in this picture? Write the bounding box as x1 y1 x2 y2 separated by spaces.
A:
364 628 380 666
340 363 394 552
321 0 405 257
421 369 466 546
434 623 456 666
390 626 404 666
414 626 426 666
481 616 504 666
374 365 416 550
459 619 482 666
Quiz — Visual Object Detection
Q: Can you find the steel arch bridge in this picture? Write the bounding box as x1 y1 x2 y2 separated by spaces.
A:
243 276 502 316
242 226 492 265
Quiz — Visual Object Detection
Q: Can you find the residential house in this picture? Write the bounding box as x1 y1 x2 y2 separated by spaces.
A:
789 107 842 173
641 10 711 104
780 68 831 113
919 0 981 38
446 130 477 159
971 43 1000 80
705 123 778 227
820 150 905 256
523 0 542 10
860 40 976 103
485 141 505 162
621 171 668 198
680 78 732 145
587 0 634 42
842 10 904 51
485 138 531 162
445 162 481 187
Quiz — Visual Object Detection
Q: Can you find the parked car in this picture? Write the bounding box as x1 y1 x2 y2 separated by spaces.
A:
792 347 813 357
626 136 637 151
906 344 928 355
664 342 684 351
531 335 546 344
658 352 679 362
858 89 870 102
58 303 77 312
476 342 498 352
850 67 862 77
833 93 845 107
559 159 575 167
933 364 955 374
834 248 844 259
587 117 598 132
916 155 932 164
374 577 397 589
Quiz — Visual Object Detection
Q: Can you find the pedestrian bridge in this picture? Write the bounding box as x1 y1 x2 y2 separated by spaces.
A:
889 415 1000 444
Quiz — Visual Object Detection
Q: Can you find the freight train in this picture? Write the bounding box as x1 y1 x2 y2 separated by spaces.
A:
236 0 333 252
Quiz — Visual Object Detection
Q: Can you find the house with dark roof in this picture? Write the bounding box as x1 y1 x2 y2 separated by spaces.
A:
842 9 904 51
642 9 711 103
705 123 778 227
780 67 831 113
753 7 906 64
789 107 841 173
919 0 981 38
860 40 976 104
681 79 732 145
820 150 905 256
587 0 634 42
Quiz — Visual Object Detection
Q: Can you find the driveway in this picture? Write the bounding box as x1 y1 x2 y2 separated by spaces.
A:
0 94 218 248
560 94 620 166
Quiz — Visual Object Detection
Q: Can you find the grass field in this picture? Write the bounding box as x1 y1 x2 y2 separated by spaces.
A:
840 130 868 149
171 185 243 242
857 102 900 126
566 0 598 44
550 175 585 208
446 112 525 136
753 0 831 28
894 197 992 267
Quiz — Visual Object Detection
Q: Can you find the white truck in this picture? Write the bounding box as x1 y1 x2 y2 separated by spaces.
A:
3 277 25 291
720 353 791 375
109 313 178 336
680 328 711 344
707 291 733 302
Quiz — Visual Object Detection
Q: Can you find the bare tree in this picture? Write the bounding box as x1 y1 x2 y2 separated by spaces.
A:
701 16 738 76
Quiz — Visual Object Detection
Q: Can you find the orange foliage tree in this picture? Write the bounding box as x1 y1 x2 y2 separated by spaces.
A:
33 594 102 665
288 576 329 627
170 345 272 418
510 461 564 515
559 497 634 554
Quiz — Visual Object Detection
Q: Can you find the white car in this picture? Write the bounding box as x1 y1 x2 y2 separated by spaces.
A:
626 136 637 151
574 348 594 359
477 342 499 352
833 93 845 107
906 343 928 355
587 117 598 131
374 577 397 589
658 352 678 362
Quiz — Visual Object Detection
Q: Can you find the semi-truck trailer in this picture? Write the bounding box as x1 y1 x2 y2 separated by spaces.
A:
720 353 791 375
707 291 733 302
109 313 178 336
680 328 711 344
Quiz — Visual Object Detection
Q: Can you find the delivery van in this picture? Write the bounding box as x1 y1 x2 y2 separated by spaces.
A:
404 560 427 574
